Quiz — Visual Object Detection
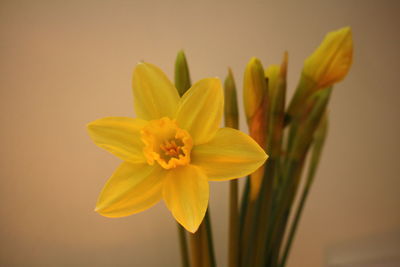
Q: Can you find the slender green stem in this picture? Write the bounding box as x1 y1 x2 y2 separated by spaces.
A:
177 224 190 267
272 158 305 267
239 177 250 235
200 221 211 267
279 118 328 267
269 90 331 266
278 176 312 267
253 159 276 267
204 209 216 267
263 159 300 266
239 176 250 266
189 230 203 267
228 179 239 267
270 215 287 267
240 185 259 267
192 208 216 267
224 68 239 267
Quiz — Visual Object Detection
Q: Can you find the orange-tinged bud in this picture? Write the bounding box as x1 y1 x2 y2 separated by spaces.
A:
303 26 353 90
243 57 268 123
243 58 268 200
287 27 353 120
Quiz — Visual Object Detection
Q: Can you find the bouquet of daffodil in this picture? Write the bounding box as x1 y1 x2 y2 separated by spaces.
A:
87 26 353 267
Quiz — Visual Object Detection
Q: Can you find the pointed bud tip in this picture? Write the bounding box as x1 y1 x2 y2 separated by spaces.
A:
248 57 261 66
177 49 186 56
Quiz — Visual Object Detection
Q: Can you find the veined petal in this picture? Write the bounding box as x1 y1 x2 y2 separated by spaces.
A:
132 62 180 120
175 78 223 145
96 162 165 217
87 117 147 163
162 165 209 233
191 127 268 181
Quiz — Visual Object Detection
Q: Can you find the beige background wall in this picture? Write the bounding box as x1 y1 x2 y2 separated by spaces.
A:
1 0 399 266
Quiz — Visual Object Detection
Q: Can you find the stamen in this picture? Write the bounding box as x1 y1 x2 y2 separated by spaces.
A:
160 140 182 158
141 117 193 169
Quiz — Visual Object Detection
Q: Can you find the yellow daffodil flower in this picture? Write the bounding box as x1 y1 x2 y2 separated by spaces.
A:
87 62 268 233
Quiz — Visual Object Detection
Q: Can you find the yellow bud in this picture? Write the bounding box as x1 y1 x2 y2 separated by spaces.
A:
287 27 353 120
243 57 267 122
243 58 268 200
265 65 280 89
303 27 353 89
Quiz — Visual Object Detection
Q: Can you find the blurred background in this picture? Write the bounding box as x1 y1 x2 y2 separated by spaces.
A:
1 0 399 266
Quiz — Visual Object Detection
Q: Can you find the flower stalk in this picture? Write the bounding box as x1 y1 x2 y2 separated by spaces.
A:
224 68 239 267
279 113 328 267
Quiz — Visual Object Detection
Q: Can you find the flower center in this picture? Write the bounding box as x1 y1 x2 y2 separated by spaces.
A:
141 117 193 169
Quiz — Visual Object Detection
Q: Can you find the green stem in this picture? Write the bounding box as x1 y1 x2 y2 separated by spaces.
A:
278 175 312 267
273 157 305 267
239 177 250 235
177 224 190 267
189 230 203 267
253 159 276 267
192 208 216 267
269 90 331 266
239 176 250 266
204 209 216 267
224 68 239 267
200 221 210 267
228 180 239 267
240 197 257 267
279 117 328 267
263 159 301 266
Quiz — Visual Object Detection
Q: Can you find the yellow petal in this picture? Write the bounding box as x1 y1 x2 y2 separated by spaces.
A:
132 62 180 120
162 165 209 233
175 78 223 145
303 27 353 89
87 117 147 163
96 162 165 217
191 127 268 181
